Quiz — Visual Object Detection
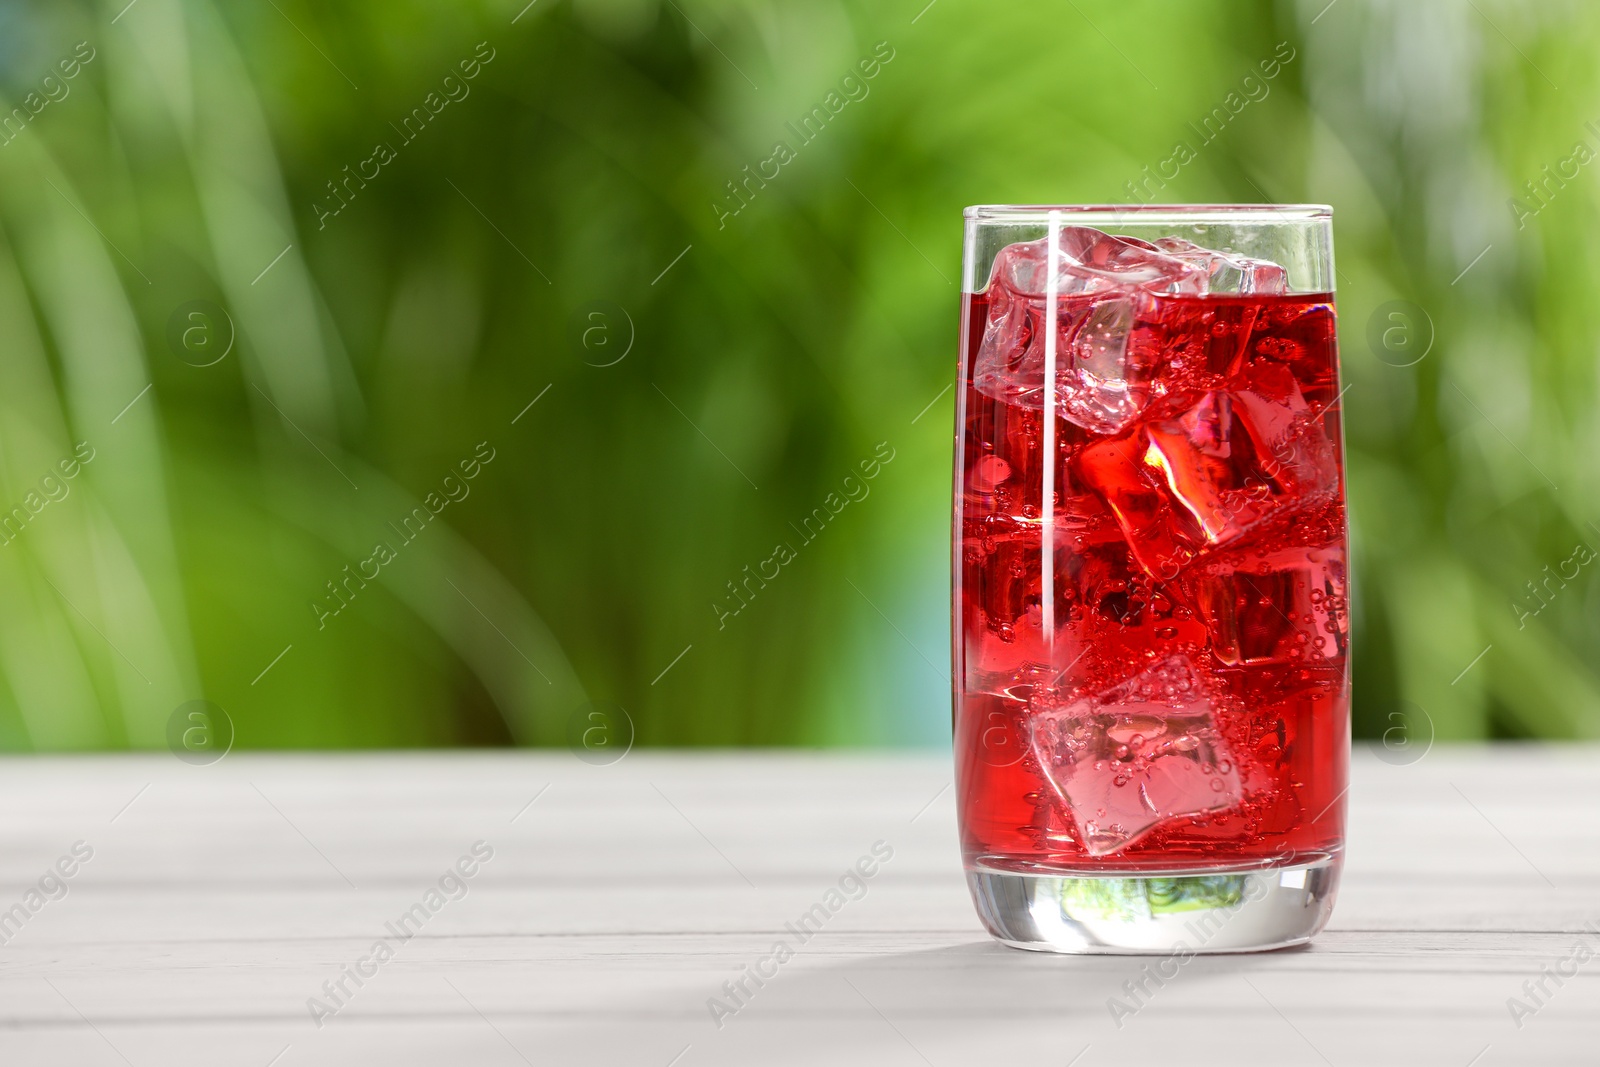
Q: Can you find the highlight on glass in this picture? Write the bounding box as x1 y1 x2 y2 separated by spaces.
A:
952 205 1349 953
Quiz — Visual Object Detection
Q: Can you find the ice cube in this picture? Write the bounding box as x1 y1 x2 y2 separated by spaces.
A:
1028 655 1242 856
1230 362 1340 498
990 227 1210 299
1152 236 1289 295
1070 429 1203 580
961 500 1115 700
971 282 1150 434
1074 377 1339 579
1196 545 1348 666
1151 298 1266 394
972 228 1211 434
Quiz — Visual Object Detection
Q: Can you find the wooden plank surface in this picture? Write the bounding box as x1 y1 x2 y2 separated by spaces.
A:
0 746 1595 1065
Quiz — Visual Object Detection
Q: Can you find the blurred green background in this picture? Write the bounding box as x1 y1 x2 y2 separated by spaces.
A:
0 0 1593 750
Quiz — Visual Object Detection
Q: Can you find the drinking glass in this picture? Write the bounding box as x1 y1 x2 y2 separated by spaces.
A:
953 205 1348 953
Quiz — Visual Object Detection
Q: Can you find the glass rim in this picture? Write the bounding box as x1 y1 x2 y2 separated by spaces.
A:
964 203 1332 224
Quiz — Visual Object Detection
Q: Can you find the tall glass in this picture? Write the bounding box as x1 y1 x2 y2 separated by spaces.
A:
953 205 1348 953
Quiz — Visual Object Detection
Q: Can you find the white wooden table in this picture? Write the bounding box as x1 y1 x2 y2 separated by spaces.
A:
0 747 1595 1065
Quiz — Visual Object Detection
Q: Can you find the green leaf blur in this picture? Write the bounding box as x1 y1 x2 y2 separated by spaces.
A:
0 0 1591 748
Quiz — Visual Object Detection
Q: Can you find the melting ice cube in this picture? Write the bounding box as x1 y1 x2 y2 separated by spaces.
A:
1151 236 1289 295
1028 655 1242 856
972 228 1207 434
1073 373 1339 579
988 227 1210 299
972 229 1293 435
1195 545 1348 667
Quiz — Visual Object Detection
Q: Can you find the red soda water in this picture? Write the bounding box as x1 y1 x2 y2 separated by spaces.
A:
954 236 1349 875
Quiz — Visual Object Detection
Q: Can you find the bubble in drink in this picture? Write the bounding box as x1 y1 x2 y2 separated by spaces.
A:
1029 655 1243 856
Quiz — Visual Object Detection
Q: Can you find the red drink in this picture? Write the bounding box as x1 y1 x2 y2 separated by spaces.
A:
953 211 1349 951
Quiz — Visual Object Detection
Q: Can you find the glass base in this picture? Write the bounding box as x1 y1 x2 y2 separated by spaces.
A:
967 857 1341 954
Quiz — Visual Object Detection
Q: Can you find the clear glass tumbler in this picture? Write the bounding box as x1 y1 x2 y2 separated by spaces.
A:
953 205 1348 953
